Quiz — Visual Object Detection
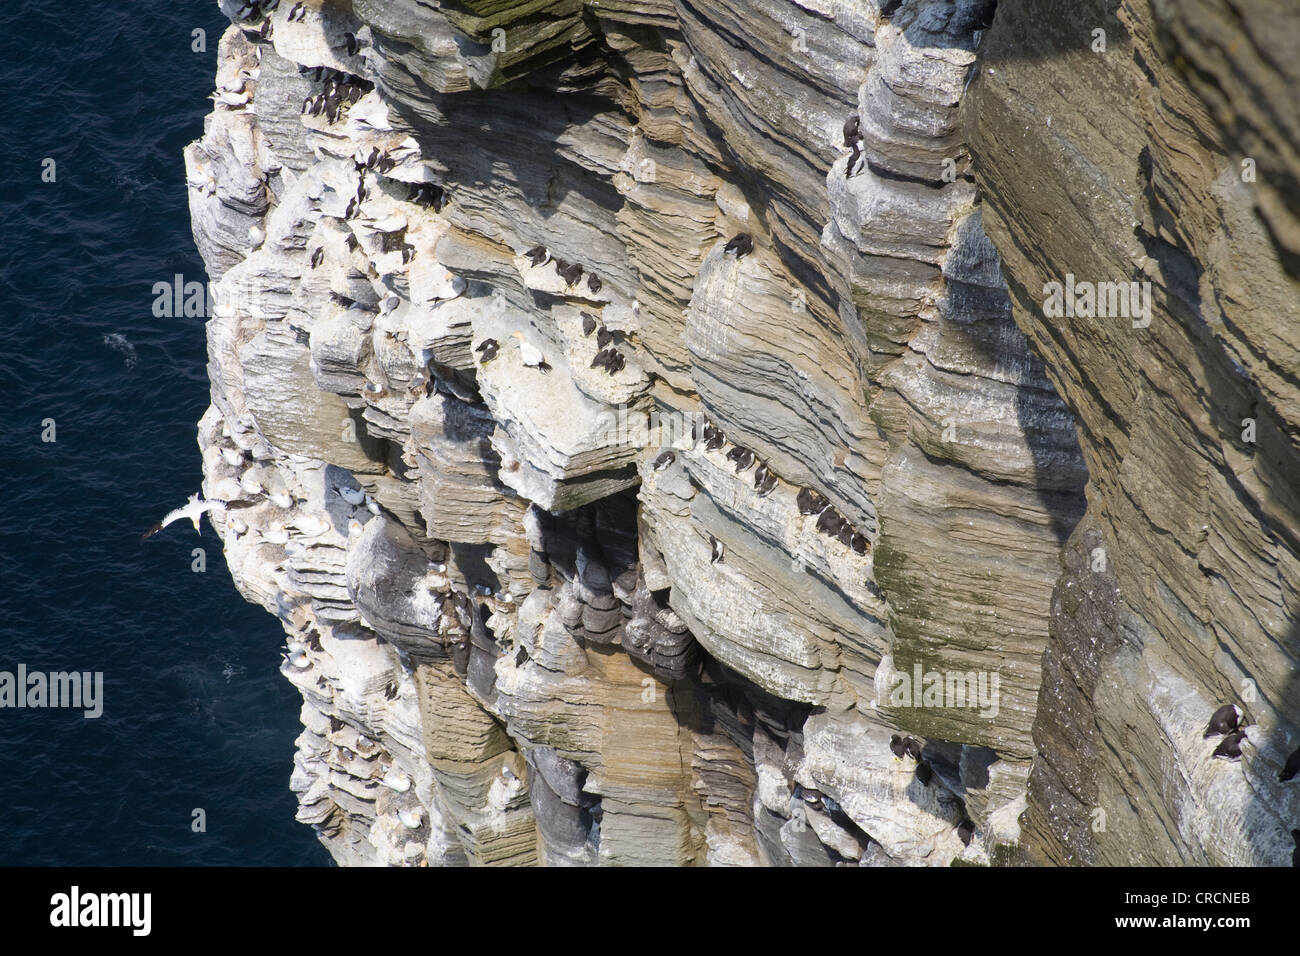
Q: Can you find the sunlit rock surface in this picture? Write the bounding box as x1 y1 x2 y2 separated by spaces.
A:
186 0 1298 865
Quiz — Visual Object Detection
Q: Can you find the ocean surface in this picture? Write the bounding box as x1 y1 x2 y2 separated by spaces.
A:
0 0 329 865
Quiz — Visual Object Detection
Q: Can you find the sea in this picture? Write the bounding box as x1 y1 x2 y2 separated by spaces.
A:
0 0 329 865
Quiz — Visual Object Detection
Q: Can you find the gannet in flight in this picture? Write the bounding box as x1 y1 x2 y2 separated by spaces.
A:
141 494 223 541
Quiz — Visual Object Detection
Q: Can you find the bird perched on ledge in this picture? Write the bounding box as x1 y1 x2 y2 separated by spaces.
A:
724 232 754 258
511 331 552 373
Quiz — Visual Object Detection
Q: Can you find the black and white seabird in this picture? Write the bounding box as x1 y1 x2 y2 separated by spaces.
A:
606 350 625 374
653 450 676 470
310 246 324 268
511 332 552 373
727 447 755 473
753 462 769 487
709 534 724 564
288 2 304 21
797 487 828 515
1279 746 1300 783
850 532 869 554
524 244 548 267
837 523 855 547
587 273 602 295
384 680 399 700
889 734 906 758
259 17 273 40
476 338 500 363
846 141 864 178
843 113 861 147
904 736 923 761
556 260 584 286
1204 703 1241 738
581 312 597 337
596 327 614 349
1213 730 1247 760
343 32 359 56
705 428 725 452
724 232 754 258
329 291 356 308
816 507 846 536
756 471 777 496
591 348 615 370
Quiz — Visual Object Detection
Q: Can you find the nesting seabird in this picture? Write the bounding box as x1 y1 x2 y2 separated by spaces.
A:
309 246 324 269
904 736 923 761
1204 703 1241 738
957 818 975 847
889 734 906 758
705 427 725 452
727 447 755 473
1279 746 1300 782
288 1 304 21
797 487 828 515
1213 730 1247 760
709 534 724 565
653 450 676 471
850 532 869 554
724 232 754 258
384 680 399 700
342 31 359 56
556 260 584 286
511 332 552 373
756 471 777 496
524 244 548 267
915 762 933 786
580 312 598 337
816 507 846 536
335 484 365 506
843 113 861 147
586 273 602 295
221 446 244 467
591 347 616 370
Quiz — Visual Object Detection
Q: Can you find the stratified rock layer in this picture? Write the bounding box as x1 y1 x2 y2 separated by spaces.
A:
185 0 1298 865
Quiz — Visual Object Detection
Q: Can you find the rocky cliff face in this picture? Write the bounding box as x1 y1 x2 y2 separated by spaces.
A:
185 0 1298 866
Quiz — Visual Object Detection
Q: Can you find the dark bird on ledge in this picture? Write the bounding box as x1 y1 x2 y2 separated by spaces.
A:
850 532 869 555
904 736 923 761
587 273 602 295
709 534 724 565
1213 730 1247 760
816 507 845 536
1204 703 1241 738
797 487 828 515
957 818 975 847
724 232 753 258
343 31 359 56
1279 746 1300 782
288 2 305 22
581 312 597 337
653 450 676 471
843 113 860 147
890 734 906 758
310 246 324 268
475 338 499 363
557 260 584 286
916 762 933 786
596 327 614 349
524 244 548 267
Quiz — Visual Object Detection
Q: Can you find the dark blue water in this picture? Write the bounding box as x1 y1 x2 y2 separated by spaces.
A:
0 0 328 865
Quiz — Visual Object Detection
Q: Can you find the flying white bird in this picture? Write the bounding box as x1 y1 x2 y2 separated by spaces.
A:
141 496 226 541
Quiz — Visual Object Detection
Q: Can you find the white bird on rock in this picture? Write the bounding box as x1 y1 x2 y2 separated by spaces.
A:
335 485 365 506
510 331 552 373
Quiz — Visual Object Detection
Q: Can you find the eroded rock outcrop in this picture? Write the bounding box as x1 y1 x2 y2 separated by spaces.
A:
185 0 1298 865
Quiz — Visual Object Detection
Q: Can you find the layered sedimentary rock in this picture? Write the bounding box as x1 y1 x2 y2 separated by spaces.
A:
185 0 1298 866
